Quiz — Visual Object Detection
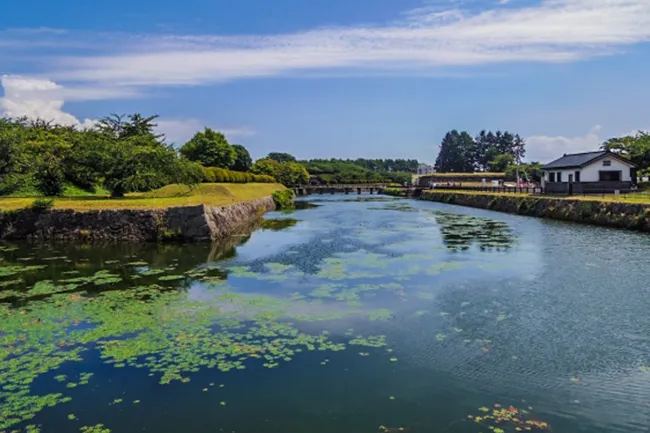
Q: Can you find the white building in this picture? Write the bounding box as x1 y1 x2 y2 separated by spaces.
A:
541 151 637 194
417 163 435 175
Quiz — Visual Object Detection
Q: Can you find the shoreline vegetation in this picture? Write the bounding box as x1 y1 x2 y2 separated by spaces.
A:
0 183 285 211
385 189 650 232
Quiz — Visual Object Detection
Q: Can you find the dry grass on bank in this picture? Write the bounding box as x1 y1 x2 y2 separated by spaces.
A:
424 189 650 205
0 183 285 211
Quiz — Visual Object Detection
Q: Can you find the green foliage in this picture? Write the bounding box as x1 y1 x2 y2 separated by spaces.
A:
30 198 55 213
434 130 477 173
488 153 515 172
250 158 280 177
505 162 543 182
231 144 252 171
302 159 392 184
251 159 310 186
272 189 296 209
203 167 275 183
0 114 205 199
475 130 526 171
103 135 186 197
602 131 650 172
179 128 237 168
266 152 297 163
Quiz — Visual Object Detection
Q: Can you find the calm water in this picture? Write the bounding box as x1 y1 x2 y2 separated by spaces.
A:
1 195 650 433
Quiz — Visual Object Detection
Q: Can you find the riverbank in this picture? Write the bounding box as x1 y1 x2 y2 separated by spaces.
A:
0 183 285 242
386 189 650 232
0 183 285 211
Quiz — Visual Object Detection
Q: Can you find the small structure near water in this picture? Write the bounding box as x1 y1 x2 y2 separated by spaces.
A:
293 183 388 196
541 150 637 194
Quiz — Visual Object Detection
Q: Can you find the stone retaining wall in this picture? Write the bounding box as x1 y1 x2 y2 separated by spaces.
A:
0 197 275 243
418 191 650 232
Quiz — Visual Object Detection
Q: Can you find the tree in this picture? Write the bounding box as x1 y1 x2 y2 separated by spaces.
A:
97 113 162 141
475 130 526 171
602 131 650 172
266 152 297 163
434 130 476 172
231 144 252 172
506 161 542 182
275 161 309 186
488 154 515 172
250 158 280 177
179 128 237 168
103 135 187 197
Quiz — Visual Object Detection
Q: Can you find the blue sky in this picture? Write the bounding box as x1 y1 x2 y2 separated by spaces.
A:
1 0 650 163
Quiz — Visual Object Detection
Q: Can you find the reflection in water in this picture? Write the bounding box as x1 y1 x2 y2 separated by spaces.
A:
0 195 649 433
260 218 300 231
430 210 516 251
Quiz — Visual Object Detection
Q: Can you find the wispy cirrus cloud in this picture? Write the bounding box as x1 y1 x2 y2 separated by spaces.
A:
0 0 647 91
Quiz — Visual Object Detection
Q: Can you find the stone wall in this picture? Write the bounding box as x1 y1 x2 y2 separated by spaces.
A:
0 197 275 243
419 191 650 232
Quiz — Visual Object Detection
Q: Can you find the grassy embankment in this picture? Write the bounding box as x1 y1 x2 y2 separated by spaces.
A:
0 183 285 211
420 189 650 204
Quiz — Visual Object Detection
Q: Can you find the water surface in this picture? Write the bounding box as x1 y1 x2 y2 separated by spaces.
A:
1 195 649 433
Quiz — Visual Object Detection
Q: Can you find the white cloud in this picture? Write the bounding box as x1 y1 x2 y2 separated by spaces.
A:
526 125 604 162
156 119 255 145
3 0 644 87
0 75 97 128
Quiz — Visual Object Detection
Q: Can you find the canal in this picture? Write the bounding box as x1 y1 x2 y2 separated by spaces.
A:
1 195 649 433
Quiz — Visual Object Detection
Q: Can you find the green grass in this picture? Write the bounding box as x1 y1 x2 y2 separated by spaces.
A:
0 183 285 211
422 172 505 178
423 189 650 205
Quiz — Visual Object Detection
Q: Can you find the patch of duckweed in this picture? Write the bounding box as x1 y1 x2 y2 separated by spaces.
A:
80 424 111 433
368 309 393 321
0 278 23 288
157 275 186 282
0 265 47 277
260 219 299 231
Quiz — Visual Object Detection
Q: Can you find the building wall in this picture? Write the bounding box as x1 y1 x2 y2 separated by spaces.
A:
417 165 436 175
580 157 633 182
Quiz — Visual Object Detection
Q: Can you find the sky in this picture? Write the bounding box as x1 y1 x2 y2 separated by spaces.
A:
1 0 650 164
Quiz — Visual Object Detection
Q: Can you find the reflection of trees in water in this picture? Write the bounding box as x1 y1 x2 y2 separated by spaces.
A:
430 211 516 251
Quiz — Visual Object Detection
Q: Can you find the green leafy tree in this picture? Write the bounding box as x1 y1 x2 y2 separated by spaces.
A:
505 162 542 182
275 162 309 186
434 130 476 172
179 128 237 168
250 158 280 177
488 154 515 172
103 135 182 197
231 144 252 171
475 130 526 171
266 152 297 163
602 131 650 172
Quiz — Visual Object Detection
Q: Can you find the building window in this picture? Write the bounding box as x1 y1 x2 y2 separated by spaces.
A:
575 171 581 182
603 160 611 166
549 172 555 182
557 172 562 182
599 171 621 182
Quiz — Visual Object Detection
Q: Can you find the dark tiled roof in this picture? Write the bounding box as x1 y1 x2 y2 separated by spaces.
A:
542 151 609 169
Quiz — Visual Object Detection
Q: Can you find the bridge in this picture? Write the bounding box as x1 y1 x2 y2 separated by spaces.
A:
293 183 389 196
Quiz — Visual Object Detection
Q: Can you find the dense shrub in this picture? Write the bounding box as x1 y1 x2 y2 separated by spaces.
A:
31 198 55 213
203 167 275 184
272 189 295 209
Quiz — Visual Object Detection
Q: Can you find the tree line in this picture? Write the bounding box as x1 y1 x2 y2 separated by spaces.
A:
434 129 526 173
0 114 311 198
301 159 415 185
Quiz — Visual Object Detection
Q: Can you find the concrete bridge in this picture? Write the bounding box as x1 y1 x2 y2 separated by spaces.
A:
293 183 389 196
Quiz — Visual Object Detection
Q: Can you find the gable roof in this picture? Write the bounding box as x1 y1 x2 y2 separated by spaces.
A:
542 151 635 170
